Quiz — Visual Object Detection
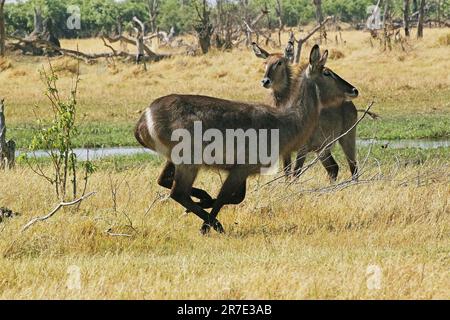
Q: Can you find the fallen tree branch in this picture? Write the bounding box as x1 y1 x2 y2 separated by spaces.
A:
105 228 133 238
102 34 135 46
21 192 96 232
8 35 169 63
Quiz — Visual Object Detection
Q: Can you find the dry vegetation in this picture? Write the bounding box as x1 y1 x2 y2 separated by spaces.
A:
0 160 448 299
0 28 449 299
0 28 449 124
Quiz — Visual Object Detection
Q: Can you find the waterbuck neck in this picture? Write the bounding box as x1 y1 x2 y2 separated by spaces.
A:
271 65 293 108
276 73 321 156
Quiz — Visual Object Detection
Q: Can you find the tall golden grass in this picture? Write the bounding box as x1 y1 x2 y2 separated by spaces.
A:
0 28 449 299
0 29 449 124
0 158 448 299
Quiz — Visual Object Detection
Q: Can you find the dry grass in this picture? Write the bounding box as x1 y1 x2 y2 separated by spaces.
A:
0 57 12 72
0 27 449 299
437 32 450 46
328 48 345 60
1 28 449 124
0 159 448 299
51 57 79 75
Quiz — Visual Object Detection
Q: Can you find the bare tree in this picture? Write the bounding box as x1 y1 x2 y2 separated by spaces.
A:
30 7 44 37
313 0 324 24
243 7 270 46
403 0 410 36
436 0 441 27
275 0 284 46
383 0 392 25
194 0 213 54
294 16 332 63
417 0 426 38
0 0 5 56
412 0 418 13
312 0 326 43
147 0 159 33
0 99 16 169
132 16 146 66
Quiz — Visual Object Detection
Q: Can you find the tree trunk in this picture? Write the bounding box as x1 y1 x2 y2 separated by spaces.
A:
403 0 410 36
275 0 283 47
383 0 392 25
147 0 159 33
0 99 16 170
417 0 425 38
312 0 325 43
313 0 323 24
194 0 212 54
197 26 212 54
0 0 5 57
31 7 44 36
412 0 418 13
437 0 441 27
294 16 332 64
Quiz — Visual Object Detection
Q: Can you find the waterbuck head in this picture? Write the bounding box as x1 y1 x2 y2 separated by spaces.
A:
252 42 291 91
252 43 358 109
306 45 358 108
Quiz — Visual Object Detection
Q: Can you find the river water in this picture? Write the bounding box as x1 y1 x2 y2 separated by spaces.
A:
15 139 450 161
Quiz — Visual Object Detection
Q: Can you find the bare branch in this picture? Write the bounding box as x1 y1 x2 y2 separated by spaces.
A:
294 16 333 63
258 101 375 188
105 228 133 238
21 192 96 232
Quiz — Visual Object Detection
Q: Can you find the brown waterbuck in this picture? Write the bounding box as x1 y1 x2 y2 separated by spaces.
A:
253 43 371 181
134 45 358 234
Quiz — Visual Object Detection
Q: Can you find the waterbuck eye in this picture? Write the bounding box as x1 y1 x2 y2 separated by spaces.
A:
323 70 331 76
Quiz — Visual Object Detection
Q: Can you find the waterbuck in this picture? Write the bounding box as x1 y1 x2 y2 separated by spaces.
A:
253 43 366 181
134 45 358 234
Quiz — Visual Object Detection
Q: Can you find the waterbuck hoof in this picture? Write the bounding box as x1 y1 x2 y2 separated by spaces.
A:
213 220 225 233
200 223 211 235
200 220 224 235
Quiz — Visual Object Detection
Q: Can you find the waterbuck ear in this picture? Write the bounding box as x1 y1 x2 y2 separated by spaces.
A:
252 42 270 59
309 44 321 66
284 41 294 61
319 50 328 67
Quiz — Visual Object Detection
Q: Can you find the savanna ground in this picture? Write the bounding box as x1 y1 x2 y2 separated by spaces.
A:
0 27 449 299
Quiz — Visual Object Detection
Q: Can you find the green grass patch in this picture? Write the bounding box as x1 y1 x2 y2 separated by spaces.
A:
16 146 449 173
9 122 138 150
16 151 164 172
358 114 450 140
7 114 450 150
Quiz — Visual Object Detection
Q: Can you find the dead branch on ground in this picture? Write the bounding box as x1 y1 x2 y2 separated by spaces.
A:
21 192 96 232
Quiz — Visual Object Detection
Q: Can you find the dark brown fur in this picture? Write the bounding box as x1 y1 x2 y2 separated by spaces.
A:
270 62 358 181
253 45 359 181
135 45 357 234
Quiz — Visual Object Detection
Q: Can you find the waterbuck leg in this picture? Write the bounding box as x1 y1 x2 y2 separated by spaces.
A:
318 150 339 182
191 178 249 212
338 132 358 180
170 165 221 229
201 169 248 235
293 149 308 179
282 155 292 180
158 161 214 205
